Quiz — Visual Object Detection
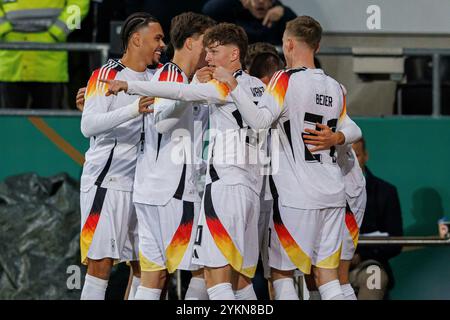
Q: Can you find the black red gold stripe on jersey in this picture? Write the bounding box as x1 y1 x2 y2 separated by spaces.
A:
173 163 187 200
345 202 359 248
155 133 163 160
80 141 117 264
86 59 124 99
158 62 184 83
272 194 312 274
266 68 306 109
165 201 195 273
203 183 247 276
283 120 295 161
80 187 107 265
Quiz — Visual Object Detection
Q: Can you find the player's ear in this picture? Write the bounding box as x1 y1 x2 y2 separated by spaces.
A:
315 43 321 54
131 32 141 48
231 47 240 63
185 37 193 51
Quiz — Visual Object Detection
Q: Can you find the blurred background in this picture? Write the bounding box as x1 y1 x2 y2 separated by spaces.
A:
0 0 449 300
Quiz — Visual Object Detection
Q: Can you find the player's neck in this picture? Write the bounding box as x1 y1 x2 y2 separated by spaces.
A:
121 51 148 73
224 61 242 74
289 51 316 69
172 50 195 78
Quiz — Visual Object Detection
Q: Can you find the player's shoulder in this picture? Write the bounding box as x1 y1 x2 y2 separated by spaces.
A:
154 61 186 82
91 59 126 80
236 69 265 87
314 68 344 93
86 59 125 99
235 70 266 98
268 67 306 84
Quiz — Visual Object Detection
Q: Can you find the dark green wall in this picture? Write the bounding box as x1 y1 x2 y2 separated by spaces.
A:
355 117 450 299
1 115 449 299
0 116 88 182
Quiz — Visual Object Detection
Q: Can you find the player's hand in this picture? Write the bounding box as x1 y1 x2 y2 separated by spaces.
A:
213 67 238 90
100 79 128 96
195 66 215 83
262 5 284 28
351 254 361 268
303 123 345 152
138 97 155 114
76 87 86 112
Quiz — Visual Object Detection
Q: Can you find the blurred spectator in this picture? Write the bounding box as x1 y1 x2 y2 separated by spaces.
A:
125 0 207 41
350 137 403 299
203 0 296 45
438 218 449 239
0 0 89 109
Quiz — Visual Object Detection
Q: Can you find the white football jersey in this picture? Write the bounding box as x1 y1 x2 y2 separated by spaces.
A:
127 70 268 195
80 59 155 192
133 62 201 206
205 70 267 194
231 67 360 209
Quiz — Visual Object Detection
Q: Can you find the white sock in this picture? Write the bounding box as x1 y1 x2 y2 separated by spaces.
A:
207 283 235 300
185 277 209 300
309 290 322 300
319 280 345 300
273 278 299 300
341 283 357 300
234 284 257 300
127 276 140 300
134 286 161 300
80 274 108 300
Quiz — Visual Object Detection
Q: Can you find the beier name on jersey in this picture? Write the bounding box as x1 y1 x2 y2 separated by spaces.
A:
316 94 333 107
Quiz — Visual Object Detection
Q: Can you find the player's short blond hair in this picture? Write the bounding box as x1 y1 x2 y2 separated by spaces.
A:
285 16 322 51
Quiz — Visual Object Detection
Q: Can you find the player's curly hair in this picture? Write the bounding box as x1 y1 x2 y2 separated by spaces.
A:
203 23 248 64
170 12 216 50
121 12 160 52
286 16 322 51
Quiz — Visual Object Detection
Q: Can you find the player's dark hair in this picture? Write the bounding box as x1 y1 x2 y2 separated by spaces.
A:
170 12 216 50
286 16 322 51
203 23 248 64
245 42 279 70
121 12 160 52
249 52 284 80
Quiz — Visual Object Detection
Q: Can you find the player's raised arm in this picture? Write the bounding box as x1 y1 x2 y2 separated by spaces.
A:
101 77 233 104
129 80 234 104
336 86 362 145
81 71 153 137
214 66 281 129
337 114 362 145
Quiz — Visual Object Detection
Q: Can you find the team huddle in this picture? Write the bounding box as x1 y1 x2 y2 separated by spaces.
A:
77 11 366 301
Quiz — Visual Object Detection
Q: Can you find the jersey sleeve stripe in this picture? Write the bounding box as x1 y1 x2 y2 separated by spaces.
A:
86 63 119 99
267 70 290 109
158 63 184 83
339 87 347 121
209 79 230 100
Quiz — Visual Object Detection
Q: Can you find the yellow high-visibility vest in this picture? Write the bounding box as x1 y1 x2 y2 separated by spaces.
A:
0 0 90 82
